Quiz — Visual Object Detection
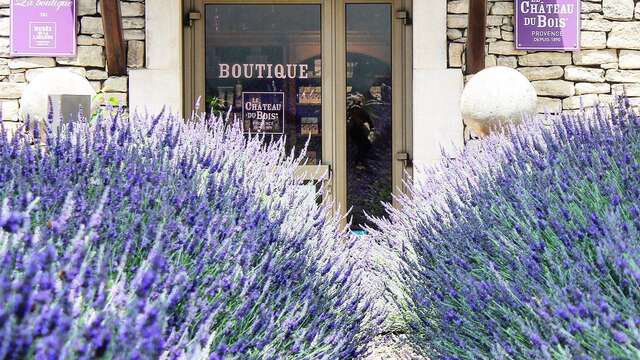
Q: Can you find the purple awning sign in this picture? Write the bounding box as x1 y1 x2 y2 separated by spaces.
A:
10 0 77 57
515 0 581 50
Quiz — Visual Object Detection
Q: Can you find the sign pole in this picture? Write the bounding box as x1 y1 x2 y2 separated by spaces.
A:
101 0 127 76
466 0 487 75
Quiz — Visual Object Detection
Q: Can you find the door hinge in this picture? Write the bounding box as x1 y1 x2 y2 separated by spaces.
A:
186 11 201 27
396 152 413 167
395 10 412 25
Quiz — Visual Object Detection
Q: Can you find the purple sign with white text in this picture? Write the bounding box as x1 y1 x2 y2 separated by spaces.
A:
515 0 580 50
10 0 76 57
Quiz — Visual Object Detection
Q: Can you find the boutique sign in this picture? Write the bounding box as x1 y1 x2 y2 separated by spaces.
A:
219 63 310 79
10 0 77 57
515 0 580 50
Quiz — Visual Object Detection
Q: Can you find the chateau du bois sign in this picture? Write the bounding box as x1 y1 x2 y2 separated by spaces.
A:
242 92 285 134
515 0 580 50
10 0 77 57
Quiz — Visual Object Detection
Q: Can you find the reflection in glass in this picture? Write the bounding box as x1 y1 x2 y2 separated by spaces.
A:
205 5 322 163
346 4 392 230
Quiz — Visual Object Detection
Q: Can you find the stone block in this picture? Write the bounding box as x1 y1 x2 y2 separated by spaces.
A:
86 69 108 80
518 66 564 80
121 2 144 17
127 40 145 68
619 50 640 69
580 31 607 49
536 97 562 113
612 83 640 96
0 100 19 121
123 30 145 40
532 80 576 97
582 2 602 12
0 37 8 57
447 29 463 40
488 41 526 55
575 82 611 94
573 49 618 65
564 66 605 82
519 52 572 66
490 2 514 15
447 15 468 28
605 69 640 82
77 35 104 46
603 0 634 19
448 0 469 14
57 46 104 68
581 19 613 31
562 94 599 109
0 83 26 99
81 16 103 35
102 76 128 92
0 17 8 37
8 57 56 69
608 22 640 49
497 56 517 68
449 43 464 68
78 0 97 16
123 18 144 29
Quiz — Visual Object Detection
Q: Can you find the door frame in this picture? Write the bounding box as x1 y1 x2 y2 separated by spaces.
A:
182 0 412 218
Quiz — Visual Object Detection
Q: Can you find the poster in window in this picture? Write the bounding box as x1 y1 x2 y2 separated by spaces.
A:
241 92 285 134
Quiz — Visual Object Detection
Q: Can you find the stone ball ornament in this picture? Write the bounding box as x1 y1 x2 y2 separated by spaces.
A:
461 66 538 136
20 68 96 122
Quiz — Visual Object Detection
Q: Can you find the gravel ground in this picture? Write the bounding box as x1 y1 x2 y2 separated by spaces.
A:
346 235 429 360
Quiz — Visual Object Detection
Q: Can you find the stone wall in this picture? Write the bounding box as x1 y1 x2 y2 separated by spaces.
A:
0 0 145 121
448 0 640 114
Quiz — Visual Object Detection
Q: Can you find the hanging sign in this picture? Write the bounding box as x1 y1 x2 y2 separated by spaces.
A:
515 0 580 50
242 92 285 134
10 0 77 57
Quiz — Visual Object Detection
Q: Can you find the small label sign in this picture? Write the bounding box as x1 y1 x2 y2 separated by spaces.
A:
515 0 580 50
11 0 77 56
242 92 285 134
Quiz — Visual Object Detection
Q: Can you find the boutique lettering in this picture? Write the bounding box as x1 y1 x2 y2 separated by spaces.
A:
219 64 309 79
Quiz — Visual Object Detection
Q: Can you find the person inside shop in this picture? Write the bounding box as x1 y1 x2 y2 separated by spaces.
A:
347 93 376 170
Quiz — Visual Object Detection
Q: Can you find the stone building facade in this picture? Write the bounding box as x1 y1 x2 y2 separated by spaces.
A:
0 0 145 122
448 0 640 113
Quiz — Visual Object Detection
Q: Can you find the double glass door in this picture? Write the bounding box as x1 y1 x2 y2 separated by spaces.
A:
184 0 411 229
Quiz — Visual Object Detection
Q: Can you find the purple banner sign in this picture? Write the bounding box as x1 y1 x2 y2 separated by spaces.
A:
515 0 580 50
10 0 77 57
241 92 285 135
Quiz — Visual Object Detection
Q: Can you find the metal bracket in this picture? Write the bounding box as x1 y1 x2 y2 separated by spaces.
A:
186 11 201 27
396 152 413 168
395 10 412 25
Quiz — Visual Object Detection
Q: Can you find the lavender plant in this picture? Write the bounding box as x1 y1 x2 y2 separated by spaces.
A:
371 99 640 359
0 108 371 359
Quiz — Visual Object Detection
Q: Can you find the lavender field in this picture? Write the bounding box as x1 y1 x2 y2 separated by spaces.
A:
0 110 377 359
1 98 639 359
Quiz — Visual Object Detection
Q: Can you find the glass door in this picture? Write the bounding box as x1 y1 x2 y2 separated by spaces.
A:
336 0 410 230
184 0 411 227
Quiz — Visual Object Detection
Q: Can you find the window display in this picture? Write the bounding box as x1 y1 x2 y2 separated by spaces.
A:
205 4 322 162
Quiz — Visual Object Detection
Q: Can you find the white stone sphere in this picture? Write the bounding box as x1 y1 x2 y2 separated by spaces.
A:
461 66 537 136
20 68 96 121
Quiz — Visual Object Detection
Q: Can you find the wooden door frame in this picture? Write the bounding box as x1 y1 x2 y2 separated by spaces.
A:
182 0 413 219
